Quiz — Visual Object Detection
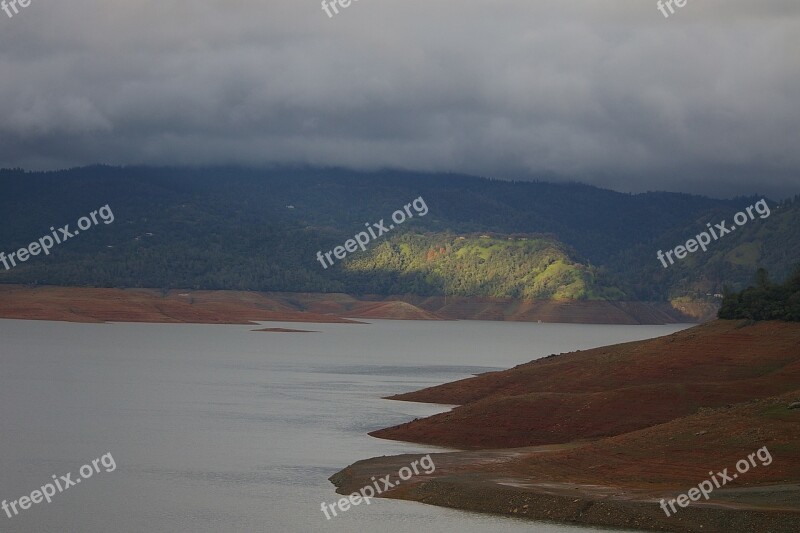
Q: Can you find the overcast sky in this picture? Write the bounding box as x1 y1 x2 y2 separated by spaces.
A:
0 1 798 198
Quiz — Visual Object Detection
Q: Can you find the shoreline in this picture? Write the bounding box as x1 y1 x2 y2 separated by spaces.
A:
332 452 800 532
332 321 800 532
0 284 709 325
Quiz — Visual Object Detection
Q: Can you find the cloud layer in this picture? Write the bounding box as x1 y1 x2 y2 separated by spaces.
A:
1 1 798 197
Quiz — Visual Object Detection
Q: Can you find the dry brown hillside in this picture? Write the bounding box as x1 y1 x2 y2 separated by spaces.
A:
334 320 800 532
372 320 800 448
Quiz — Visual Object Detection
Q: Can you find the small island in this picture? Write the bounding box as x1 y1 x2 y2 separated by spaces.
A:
252 327 318 333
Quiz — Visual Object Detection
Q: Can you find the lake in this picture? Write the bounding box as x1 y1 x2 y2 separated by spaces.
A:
0 318 690 532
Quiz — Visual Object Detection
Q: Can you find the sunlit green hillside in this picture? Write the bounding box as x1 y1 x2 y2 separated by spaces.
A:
343 233 624 300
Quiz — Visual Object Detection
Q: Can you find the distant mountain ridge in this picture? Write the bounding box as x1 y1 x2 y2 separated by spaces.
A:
0 166 797 302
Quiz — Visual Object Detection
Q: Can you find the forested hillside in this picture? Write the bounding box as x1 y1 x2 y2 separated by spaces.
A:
0 166 797 301
342 233 624 299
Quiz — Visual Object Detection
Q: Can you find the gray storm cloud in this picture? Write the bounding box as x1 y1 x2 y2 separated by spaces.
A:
0 0 798 197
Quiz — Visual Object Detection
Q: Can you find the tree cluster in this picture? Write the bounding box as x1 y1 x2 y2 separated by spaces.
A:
718 267 800 321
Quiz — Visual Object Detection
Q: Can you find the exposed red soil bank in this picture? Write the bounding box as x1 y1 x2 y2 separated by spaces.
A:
0 285 359 324
344 300 442 321
0 285 702 325
331 320 800 531
378 294 715 324
372 320 800 448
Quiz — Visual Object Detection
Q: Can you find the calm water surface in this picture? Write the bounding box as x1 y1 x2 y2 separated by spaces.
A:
0 318 690 532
